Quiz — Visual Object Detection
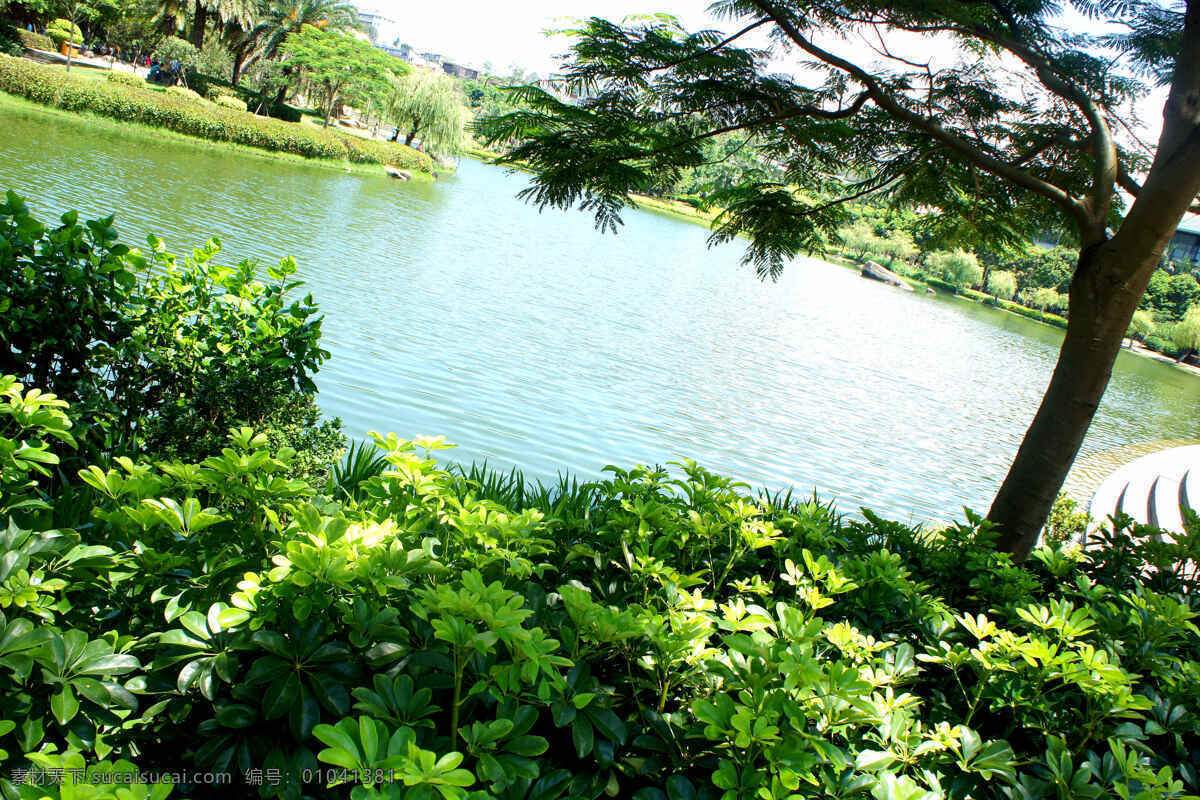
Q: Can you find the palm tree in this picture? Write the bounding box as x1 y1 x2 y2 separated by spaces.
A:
229 0 354 85
188 0 254 49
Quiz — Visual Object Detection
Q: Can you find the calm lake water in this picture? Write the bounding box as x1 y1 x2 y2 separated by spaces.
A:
3 103 1199 522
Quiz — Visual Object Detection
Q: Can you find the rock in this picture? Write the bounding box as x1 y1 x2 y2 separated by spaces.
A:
384 166 411 181
860 261 915 291
926 287 936 295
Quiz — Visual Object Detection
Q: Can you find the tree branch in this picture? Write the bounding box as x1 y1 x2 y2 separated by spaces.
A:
747 0 1091 229
651 18 772 73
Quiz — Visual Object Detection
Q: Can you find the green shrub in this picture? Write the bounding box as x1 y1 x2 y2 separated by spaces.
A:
1 199 1198 800
164 84 205 102
925 276 958 294
0 54 434 169
267 101 303 122
45 18 81 45
0 191 342 470
214 93 247 111
1145 334 1182 358
993 297 1069 329
105 69 144 87
16 27 53 51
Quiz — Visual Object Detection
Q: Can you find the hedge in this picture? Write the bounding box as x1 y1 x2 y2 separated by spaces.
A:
214 93 247 111
16 28 53 52
105 69 144 87
0 54 435 172
924 276 959 294
996 297 1069 329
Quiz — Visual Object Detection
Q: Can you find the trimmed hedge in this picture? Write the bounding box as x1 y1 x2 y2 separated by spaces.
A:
924 276 959 294
997 297 1069 329
214 93 247 111
16 27 53 52
105 69 144 87
164 84 205 102
0 54 435 172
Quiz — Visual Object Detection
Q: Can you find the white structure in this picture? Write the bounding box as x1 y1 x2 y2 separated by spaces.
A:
1089 444 1200 536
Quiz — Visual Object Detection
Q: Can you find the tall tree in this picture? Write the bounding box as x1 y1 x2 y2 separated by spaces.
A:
477 0 1200 559
282 23 400 126
386 69 469 154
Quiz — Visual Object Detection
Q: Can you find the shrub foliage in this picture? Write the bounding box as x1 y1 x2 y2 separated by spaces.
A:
0 201 1197 800
0 55 434 173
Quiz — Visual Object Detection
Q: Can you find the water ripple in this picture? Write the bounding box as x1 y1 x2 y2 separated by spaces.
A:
3 105 1200 521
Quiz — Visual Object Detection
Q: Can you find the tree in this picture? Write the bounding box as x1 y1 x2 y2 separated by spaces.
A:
987 271 1018 300
1144 269 1200 320
186 0 252 50
236 0 356 84
1027 287 1068 314
1172 305 1200 361
477 1 1200 559
386 69 469 155
928 250 982 289
1127 309 1155 345
840 221 882 261
282 24 401 127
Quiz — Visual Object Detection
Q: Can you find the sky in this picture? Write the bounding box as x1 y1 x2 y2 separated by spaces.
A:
364 0 1169 152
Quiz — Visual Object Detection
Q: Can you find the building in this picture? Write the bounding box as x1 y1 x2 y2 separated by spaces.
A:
1166 216 1200 267
356 9 396 44
442 61 479 81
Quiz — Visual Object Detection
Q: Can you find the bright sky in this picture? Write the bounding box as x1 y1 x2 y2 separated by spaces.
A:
364 0 1169 150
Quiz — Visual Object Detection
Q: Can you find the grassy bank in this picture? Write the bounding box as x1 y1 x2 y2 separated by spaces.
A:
0 54 436 174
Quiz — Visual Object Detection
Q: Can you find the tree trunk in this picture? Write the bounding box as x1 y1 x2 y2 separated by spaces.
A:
190 3 207 49
988 3 1200 559
987 245 1145 559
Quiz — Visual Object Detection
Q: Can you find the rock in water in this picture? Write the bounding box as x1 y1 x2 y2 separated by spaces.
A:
384 166 411 181
860 261 915 291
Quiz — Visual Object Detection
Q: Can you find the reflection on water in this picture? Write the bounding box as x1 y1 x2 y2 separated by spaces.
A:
3 103 1199 522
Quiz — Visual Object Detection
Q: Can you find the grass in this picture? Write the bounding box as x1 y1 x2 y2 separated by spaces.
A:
0 90 427 179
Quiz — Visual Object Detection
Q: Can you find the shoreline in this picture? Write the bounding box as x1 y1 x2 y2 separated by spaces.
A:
0 89 432 180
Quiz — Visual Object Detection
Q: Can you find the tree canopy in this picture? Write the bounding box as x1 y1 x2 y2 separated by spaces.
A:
477 0 1200 557
282 23 402 126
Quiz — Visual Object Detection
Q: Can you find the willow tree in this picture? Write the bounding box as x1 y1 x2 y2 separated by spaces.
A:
477 0 1200 559
386 69 469 155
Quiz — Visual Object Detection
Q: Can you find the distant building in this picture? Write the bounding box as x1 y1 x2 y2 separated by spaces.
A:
356 9 396 44
1166 216 1200 267
442 61 479 81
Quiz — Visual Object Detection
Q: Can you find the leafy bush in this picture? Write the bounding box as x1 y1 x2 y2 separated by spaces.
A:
164 84 205 102
152 36 199 71
0 23 22 57
1043 491 1090 545
16 28 53 52
924 276 958 294
996 298 1069 329
1144 334 1182 358
0 191 342 473
0 55 435 171
45 18 81 45
2 204 1197 800
105 69 144 87
0 398 1198 800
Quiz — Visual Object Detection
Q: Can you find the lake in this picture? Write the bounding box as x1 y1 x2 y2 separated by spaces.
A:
3 101 1199 523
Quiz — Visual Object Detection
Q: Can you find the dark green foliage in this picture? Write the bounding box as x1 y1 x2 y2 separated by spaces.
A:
0 55 435 171
0 397 1198 799
0 24 22 57
1143 270 1200 322
0 190 342 472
